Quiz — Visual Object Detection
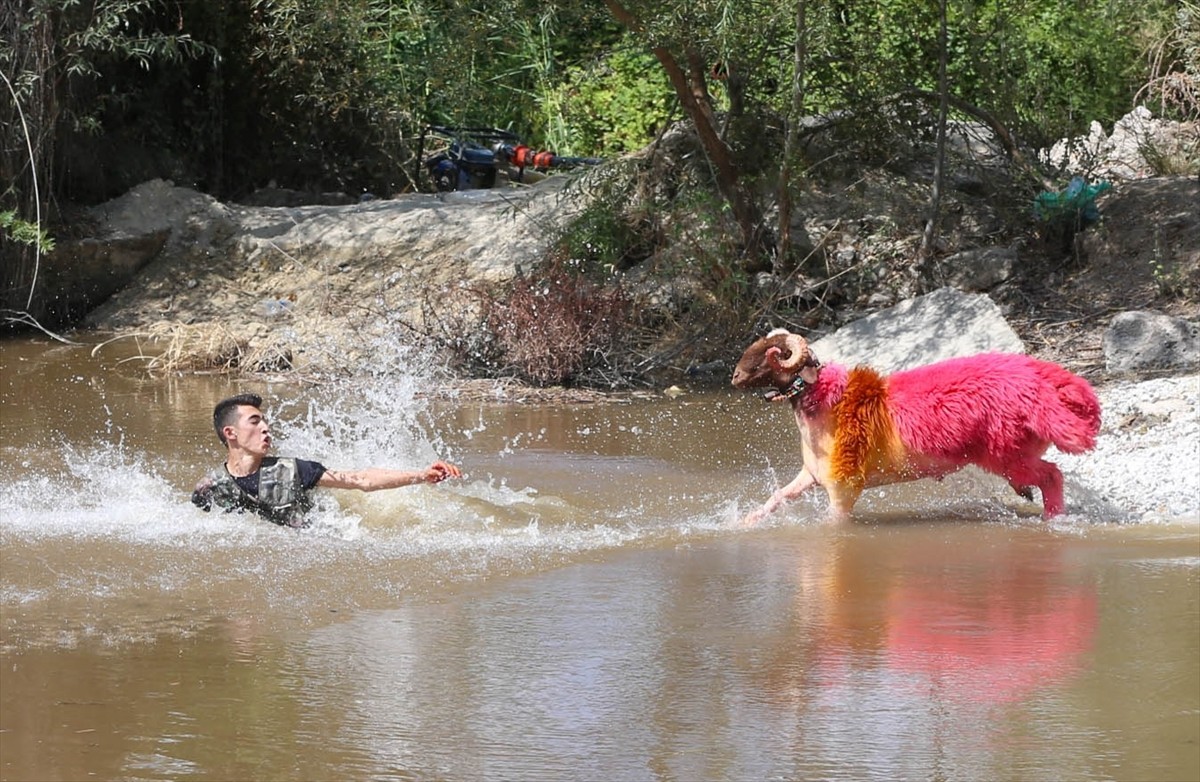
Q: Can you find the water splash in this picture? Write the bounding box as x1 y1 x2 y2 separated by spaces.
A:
0 439 224 541
272 341 446 469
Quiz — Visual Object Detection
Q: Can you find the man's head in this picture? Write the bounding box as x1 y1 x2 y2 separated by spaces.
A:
212 393 269 452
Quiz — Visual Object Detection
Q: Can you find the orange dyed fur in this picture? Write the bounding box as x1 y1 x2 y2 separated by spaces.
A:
829 368 903 487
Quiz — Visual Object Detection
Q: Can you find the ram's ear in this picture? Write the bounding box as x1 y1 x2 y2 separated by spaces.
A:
799 364 820 385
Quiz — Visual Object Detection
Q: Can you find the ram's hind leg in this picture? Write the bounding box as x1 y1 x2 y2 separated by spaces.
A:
1004 458 1066 518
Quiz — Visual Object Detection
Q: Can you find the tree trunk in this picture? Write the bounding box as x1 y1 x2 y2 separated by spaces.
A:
919 0 949 266
604 0 767 266
778 0 808 275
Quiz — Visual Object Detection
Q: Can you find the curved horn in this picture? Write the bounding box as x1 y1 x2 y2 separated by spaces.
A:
777 333 809 371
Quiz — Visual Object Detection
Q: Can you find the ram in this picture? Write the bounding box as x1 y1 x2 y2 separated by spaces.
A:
732 329 1101 524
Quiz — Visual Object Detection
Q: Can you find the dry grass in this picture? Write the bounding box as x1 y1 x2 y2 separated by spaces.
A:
93 321 293 375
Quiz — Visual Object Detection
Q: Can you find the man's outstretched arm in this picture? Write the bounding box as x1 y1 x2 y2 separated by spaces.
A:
316 461 462 492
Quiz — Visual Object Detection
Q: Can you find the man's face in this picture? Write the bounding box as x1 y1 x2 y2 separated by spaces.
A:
224 405 272 456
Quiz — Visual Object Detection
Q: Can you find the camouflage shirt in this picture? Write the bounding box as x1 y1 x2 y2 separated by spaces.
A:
191 457 326 528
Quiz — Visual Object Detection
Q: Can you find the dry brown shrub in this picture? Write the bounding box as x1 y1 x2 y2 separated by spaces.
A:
482 265 631 387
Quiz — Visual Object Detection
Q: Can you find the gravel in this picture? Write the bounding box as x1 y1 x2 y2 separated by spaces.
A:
1059 373 1200 522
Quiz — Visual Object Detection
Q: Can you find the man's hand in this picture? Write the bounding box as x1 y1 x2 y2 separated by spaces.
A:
191 477 215 510
424 461 462 483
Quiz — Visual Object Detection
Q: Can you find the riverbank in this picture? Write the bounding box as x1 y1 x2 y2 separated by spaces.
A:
1060 372 1199 521
47 111 1195 388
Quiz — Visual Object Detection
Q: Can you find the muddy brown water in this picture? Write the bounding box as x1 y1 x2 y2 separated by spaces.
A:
1 336 1197 782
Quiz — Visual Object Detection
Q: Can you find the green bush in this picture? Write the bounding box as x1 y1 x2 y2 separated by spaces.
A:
0 211 55 253
555 43 675 156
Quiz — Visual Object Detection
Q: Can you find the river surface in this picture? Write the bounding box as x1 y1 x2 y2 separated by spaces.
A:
1 336 1197 782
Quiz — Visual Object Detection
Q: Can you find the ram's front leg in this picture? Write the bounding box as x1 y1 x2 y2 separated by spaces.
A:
824 480 864 524
739 466 818 527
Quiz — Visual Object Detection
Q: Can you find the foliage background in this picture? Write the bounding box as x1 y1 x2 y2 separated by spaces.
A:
2 0 1197 331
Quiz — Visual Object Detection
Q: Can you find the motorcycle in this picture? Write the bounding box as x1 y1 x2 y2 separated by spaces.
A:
418 126 603 192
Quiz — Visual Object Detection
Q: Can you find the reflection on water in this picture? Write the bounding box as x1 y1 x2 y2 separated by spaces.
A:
6 527 1194 782
2 336 1198 782
884 555 1096 705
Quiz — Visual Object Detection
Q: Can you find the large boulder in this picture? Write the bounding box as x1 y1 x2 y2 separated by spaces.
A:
84 178 581 330
1103 310 1200 372
1038 106 1198 180
810 287 1025 374
936 245 1018 292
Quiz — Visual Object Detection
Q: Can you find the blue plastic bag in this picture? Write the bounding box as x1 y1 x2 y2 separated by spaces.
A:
1033 177 1112 224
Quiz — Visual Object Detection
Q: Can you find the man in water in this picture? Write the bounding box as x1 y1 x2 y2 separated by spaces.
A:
191 393 462 527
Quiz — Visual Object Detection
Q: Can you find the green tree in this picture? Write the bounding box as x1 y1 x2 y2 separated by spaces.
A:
602 0 777 266
1 0 213 326
2 0 1184 334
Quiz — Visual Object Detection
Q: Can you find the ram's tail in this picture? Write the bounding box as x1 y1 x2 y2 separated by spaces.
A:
1036 364 1102 454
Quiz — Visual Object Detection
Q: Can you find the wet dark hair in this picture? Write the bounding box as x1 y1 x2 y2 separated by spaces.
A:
213 393 263 446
